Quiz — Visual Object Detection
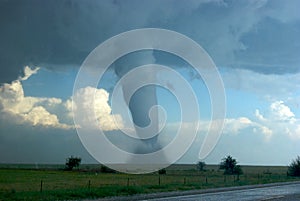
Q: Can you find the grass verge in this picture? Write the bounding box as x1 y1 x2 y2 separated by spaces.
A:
1 165 300 201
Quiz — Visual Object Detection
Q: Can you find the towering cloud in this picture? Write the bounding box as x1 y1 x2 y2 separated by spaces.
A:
72 86 123 131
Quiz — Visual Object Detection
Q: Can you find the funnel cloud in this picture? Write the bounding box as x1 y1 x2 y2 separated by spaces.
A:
114 51 161 154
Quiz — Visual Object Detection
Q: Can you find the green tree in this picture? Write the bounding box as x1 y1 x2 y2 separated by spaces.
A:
288 156 300 176
65 156 81 170
220 155 242 175
197 161 206 171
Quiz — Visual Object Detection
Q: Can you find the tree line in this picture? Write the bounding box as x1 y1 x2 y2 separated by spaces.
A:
65 155 300 177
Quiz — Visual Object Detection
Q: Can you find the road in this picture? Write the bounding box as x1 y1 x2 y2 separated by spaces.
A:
145 183 300 201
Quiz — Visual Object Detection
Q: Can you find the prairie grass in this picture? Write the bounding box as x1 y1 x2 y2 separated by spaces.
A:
0 164 299 201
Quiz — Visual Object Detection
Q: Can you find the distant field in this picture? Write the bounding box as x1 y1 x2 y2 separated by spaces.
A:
0 164 299 201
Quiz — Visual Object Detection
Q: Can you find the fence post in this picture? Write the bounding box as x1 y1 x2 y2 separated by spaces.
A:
40 180 43 192
158 175 161 186
205 177 208 184
88 180 91 190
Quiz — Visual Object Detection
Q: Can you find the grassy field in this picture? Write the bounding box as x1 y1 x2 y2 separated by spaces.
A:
0 164 300 201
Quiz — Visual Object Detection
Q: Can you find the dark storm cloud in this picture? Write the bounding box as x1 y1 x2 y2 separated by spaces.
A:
0 0 105 83
0 0 300 83
236 17 300 74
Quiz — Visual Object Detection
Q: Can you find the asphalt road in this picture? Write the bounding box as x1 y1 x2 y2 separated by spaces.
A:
90 182 300 201
145 183 300 201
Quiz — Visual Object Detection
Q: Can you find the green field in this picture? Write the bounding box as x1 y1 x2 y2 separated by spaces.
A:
0 164 300 201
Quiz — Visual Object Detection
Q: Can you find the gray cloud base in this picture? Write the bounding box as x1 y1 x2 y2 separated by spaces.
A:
1 0 300 83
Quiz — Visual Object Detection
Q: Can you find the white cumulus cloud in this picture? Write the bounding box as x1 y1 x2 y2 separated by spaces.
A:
270 101 295 122
255 101 300 140
0 68 71 129
224 117 253 134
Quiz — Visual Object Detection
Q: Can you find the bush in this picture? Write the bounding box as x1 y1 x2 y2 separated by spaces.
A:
158 168 166 175
100 165 116 173
288 156 300 176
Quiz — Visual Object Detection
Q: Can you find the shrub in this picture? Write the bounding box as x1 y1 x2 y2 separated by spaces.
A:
196 161 206 171
158 168 166 175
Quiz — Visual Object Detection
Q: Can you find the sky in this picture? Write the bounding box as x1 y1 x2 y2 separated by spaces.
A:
0 0 300 166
